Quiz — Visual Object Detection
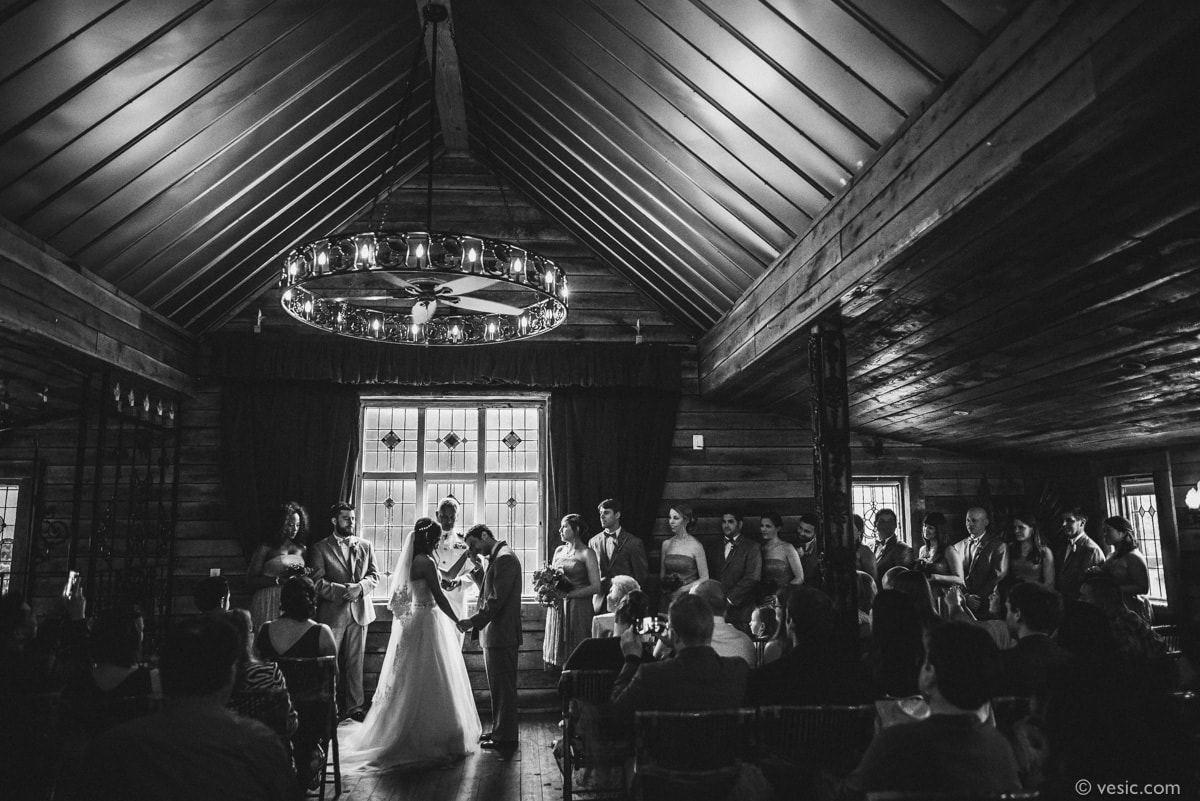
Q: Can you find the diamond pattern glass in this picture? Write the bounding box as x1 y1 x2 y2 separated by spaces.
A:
1120 479 1167 603
362 407 417 472
502 431 522 451
381 430 401 451
851 481 906 547
486 408 539 472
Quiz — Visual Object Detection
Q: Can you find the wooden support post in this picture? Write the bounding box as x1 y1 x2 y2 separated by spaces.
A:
809 310 858 650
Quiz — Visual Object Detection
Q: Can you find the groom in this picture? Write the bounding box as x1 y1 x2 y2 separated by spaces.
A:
457 523 522 749
310 501 379 722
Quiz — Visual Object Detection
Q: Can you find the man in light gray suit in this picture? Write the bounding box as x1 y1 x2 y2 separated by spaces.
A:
309 501 379 721
458 523 523 749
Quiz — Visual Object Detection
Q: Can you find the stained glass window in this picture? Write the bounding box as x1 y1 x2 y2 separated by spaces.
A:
1117 477 1167 603
359 399 545 600
0 482 19 595
851 479 908 547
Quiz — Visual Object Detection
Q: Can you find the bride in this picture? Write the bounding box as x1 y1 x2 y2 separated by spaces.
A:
339 517 482 771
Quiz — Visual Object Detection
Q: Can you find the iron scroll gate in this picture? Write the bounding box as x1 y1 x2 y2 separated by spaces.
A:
83 372 183 662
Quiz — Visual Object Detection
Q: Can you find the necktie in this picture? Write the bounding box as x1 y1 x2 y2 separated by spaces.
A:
724 537 736 557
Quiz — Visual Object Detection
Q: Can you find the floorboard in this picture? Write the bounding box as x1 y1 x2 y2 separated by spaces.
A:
338 713 565 801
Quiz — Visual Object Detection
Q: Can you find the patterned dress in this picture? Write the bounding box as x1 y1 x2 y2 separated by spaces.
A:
543 549 594 667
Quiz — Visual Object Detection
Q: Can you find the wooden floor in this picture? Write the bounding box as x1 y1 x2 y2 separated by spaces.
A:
337 713 567 801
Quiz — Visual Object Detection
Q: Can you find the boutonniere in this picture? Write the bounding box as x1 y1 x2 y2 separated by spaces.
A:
453 541 467 550
347 538 359 554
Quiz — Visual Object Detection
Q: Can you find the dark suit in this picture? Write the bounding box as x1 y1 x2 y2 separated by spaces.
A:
309 534 379 714
465 541 523 741
610 645 748 726
947 534 1007 602
874 537 915 582
1056 534 1105 601
707 535 762 627
588 527 649 612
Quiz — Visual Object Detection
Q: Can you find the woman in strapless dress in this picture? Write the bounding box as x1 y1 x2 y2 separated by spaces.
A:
247 502 309 631
543 514 601 667
760 511 803 600
659 504 708 606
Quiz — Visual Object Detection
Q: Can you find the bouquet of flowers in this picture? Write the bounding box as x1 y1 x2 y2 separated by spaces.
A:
280 554 311 577
533 563 572 608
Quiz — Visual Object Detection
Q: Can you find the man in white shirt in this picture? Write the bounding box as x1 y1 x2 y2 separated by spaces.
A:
945 507 1007 616
432 497 475 632
686 579 755 666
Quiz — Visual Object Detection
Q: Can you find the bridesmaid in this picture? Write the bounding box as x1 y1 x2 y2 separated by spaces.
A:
660 504 708 604
543 514 602 667
246 502 309 631
1095 515 1153 622
760 512 803 598
1006 511 1055 587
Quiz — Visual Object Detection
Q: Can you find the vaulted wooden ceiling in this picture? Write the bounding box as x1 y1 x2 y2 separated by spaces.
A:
3 0 1200 456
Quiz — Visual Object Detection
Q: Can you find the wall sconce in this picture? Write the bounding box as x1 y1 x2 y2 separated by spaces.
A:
1185 481 1200 525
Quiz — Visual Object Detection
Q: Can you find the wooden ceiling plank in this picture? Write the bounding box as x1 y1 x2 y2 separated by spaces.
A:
0 222 197 392
698 0 1192 397
418 0 470 154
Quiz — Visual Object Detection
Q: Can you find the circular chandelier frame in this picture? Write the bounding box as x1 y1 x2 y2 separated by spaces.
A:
279 230 569 346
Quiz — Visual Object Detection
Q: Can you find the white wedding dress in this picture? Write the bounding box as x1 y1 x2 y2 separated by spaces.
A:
339 537 481 772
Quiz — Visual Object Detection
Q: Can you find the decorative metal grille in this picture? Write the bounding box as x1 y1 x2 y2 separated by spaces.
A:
1119 478 1167 603
851 480 907 547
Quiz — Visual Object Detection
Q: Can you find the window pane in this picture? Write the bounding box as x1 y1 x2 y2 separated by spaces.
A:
361 407 418 473
485 479 541 597
423 482 478 528
1119 484 1167 603
360 479 417 598
851 481 906 547
424 408 478 473
485 407 540 473
0 482 19 592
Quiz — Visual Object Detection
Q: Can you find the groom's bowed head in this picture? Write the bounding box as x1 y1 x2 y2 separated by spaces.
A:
463 523 496 563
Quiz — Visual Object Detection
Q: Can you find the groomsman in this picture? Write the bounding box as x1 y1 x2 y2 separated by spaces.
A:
309 502 379 721
707 509 761 633
873 509 915 580
588 498 649 613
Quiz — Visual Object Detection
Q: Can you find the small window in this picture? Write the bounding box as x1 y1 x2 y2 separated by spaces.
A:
852 478 908 548
0 481 19 596
358 398 546 600
1113 476 1167 604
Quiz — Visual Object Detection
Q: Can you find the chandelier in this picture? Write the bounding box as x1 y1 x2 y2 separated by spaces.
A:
277 4 568 346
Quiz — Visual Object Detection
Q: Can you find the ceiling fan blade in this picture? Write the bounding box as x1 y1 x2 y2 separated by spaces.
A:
435 275 501 297
377 273 422 294
453 297 527 317
411 298 437 325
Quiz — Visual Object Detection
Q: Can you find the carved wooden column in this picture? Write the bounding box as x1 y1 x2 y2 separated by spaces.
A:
809 309 858 650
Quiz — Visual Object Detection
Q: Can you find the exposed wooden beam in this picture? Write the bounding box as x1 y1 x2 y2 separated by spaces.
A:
0 220 198 393
418 0 470 154
698 0 1200 400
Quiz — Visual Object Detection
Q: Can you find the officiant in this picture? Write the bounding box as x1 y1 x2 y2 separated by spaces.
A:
433 497 476 638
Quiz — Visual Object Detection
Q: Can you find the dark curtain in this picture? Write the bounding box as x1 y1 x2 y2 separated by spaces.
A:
548 388 680 555
209 335 681 391
220 381 361 555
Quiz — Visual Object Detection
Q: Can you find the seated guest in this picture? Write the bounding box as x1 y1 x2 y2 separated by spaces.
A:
761 588 793 665
1001 582 1069 697
225 609 298 737
839 622 1021 800
563 591 653 673
856 570 877 644
750 605 777 666
888 568 942 628
1079 573 1166 663
851 515 878 585
945 583 1014 650
194 575 231 613
866 590 925 699
686 580 755 666
254 576 337 659
63 605 160 732
748 586 869 707
591 575 641 638
86 613 293 801
610 594 748 727
879 565 907 590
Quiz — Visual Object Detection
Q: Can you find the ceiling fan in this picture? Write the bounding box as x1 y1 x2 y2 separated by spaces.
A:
336 274 526 325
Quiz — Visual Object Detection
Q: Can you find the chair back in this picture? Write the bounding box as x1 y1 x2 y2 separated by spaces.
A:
634 707 755 778
559 669 620 705
988 696 1033 737
758 704 877 775
229 686 292 739
277 656 337 739
1152 624 1182 653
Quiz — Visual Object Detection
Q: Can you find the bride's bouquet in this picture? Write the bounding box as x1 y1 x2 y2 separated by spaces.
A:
533 563 572 608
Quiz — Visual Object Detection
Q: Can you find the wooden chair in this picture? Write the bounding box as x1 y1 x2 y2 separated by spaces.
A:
633 708 756 801
558 669 626 801
757 704 877 777
988 696 1033 738
277 656 340 800
228 686 293 742
866 792 1040 800
1152 624 1182 654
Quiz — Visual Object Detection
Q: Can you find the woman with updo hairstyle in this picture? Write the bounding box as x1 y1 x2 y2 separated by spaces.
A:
246 501 309 630
543 513 602 667
659 504 709 605
1095 515 1152 622
760 511 804 600
254 576 336 660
